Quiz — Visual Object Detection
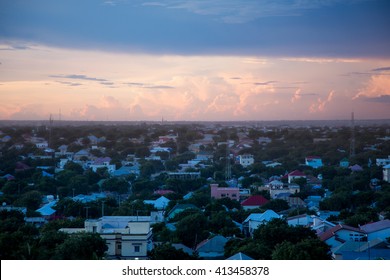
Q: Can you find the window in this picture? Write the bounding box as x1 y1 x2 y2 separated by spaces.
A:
133 243 142 253
117 244 122 250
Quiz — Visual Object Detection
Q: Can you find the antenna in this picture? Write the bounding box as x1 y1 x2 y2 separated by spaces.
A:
49 114 53 149
350 112 355 158
225 134 231 181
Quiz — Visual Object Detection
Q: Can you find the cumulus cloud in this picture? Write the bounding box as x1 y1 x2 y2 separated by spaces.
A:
291 88 302 103
291 89 318 103
310 90 334 113
354 75 390 100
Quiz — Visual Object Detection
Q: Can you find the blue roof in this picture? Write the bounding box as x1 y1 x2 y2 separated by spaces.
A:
36 201 57 216
226 252 254 260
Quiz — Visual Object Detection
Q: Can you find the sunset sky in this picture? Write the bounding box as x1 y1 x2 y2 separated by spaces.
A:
1 0 390 121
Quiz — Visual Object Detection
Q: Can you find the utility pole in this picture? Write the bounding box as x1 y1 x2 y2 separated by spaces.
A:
84 206 90 219
101 200 105 217
350 112 356 158
225 134 231 181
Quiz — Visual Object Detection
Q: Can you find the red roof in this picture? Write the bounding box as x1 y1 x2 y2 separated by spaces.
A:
154 190 174 196
306 156 321 159
318 224 364 242
241 195 269 206
288 170 306 177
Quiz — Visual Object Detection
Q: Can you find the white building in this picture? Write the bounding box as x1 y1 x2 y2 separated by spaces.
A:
238 154 254 167
383 164 390 182
61 216 154 260
243 210 280 236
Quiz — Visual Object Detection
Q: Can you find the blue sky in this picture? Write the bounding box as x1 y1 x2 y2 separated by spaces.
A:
0 0 389 121
2 0 389 57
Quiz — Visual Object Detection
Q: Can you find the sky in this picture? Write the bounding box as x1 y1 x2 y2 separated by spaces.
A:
0 0 390 122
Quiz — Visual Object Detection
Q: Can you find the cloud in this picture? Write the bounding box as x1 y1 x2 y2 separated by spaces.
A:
291 89 318 103
50 74 109 82
310 90 334 113
361 95 390 103
0 44 32 51
354 75 390 100
124 82 174 89
282 57 362 63
69 95 149 121
55 81 83 87
157 0 364 24
254 81 277 86
372 67 390 72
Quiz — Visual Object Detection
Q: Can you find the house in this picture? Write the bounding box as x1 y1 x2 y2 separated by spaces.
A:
1 135 12 142
243 210 280 236
154 189 174 196
287 214 313 227
196 235 228 259
332 238 390 260
89 157 116 173
72 192 107 203
260 180 300 199
167 172 201 180
238 154 254 168
36 200 57 218
174 243 194 255
226 252 254 260
83 216 153 259
2 174 15 181
144 196 170 210
360 220 390 241
311 217 336 234
305 156 323 169
383 164 390 182
166 204 199 221
376 156 390 167
195 151 213 162
58 145 68 155
349 164 363 172
35 141 48 149
318 224 366 250
210 184 239 201
240 195 269 210
74 149 90 161
111 165 140 177
15 162 32 173
287 170 306 184
281 196 306 208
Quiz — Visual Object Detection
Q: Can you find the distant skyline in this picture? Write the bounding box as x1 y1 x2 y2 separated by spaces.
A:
1 0 390 121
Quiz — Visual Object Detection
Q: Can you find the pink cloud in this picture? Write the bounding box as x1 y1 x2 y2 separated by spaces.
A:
310 90 334 113
354 75 390 100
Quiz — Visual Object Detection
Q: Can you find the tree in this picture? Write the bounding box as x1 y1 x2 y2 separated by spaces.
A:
209 211 241 237
262 199 289 212
175 212 209 248
102 178 130 194
272 239 331 260
63 161 84 174
54 233 107 260
148 243 198 260
14 190 42 211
